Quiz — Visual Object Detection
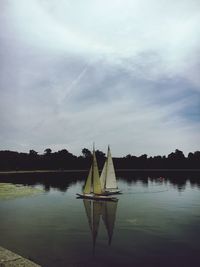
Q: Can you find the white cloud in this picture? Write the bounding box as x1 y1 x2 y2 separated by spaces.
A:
0 0 200 155
7 2 200 55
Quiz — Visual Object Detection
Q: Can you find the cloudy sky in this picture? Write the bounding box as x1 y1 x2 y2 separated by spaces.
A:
0 0 200 156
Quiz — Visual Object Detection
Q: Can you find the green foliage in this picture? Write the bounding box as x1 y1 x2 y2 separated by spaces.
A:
0 183 43 200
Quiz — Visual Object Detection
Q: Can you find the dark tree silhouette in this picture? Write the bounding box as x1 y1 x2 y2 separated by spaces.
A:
29 150 38 156
125 154 132 159
44 148 52 155
193 151 200 159
0 148 199 171
168 149 185 160
82 148 92 158
95 150 105 159
57 149 70 156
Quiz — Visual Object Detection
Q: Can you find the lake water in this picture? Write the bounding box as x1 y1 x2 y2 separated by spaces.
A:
0 172 200 267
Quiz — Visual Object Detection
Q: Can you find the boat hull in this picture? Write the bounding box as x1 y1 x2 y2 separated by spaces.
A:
76 193 118 202
103 190 122 195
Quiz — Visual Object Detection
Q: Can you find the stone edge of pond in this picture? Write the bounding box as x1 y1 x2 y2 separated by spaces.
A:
0 246 41 267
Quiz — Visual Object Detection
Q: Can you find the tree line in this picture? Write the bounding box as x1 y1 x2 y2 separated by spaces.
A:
0 148 199 171
0 171 199 192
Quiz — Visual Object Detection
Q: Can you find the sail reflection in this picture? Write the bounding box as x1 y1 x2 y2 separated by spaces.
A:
83 199 118 250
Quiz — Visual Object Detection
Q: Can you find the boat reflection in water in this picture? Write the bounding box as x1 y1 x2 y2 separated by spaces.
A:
83 199 118 251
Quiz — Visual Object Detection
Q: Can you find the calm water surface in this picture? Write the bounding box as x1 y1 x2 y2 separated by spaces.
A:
0 174 200 267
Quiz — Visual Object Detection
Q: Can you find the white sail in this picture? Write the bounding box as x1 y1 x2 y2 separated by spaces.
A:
105 146 118 190
100 158 107 189
83 166 92 194
83 147 102 195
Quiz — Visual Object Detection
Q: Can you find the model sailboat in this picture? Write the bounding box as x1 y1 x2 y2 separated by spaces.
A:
100 146 121 195
77 146 117 201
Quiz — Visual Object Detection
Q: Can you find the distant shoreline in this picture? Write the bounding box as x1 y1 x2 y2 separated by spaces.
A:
0 169 200 174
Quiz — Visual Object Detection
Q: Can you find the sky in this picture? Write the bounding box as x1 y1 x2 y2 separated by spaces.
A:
0 0 200 156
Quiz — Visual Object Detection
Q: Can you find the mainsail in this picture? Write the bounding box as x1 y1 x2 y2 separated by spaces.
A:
100 146 118 190
83 148 102 195
83 166 92 194
100 156 107 189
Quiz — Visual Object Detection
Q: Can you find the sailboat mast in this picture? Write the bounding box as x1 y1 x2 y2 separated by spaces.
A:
92 146 94 193
92 145 102 195
105 146 109 189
